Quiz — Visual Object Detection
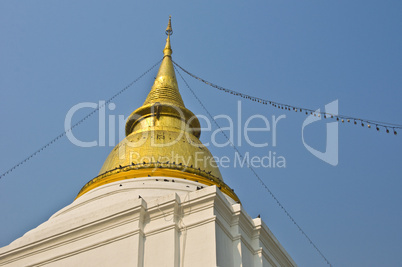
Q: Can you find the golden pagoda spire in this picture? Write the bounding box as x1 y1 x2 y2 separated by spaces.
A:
163 15 173 56
165 15 173 36
76 17 239 202
163 34 172 57
141 16 184 108
127 16 190 135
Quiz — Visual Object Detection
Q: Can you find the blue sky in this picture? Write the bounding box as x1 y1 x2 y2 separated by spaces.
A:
1 1 402 266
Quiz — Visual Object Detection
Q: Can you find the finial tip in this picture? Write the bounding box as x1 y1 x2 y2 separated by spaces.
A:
165 16 173 36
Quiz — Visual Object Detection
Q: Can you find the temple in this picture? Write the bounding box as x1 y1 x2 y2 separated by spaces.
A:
0 17 296 267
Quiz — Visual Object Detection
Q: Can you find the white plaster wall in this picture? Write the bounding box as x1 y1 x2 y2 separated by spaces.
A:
144 228 177 266
181 221 217 267
241 242 254 267
216 223 234 267
43 236 137 267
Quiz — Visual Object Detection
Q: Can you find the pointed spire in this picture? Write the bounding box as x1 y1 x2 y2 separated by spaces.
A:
143 16 184 107
163 16 173 57
126 15 194 137
163 35 172 57
165 15 173 36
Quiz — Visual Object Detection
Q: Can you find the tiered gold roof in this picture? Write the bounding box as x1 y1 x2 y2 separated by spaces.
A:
76 17 238 202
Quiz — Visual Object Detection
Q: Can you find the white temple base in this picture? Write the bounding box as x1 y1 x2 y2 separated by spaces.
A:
0 177 296 267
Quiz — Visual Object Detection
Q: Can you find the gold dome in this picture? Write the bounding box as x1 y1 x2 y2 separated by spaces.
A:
76 18 238 202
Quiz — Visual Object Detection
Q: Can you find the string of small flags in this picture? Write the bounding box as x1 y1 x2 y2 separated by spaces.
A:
173 61 400 136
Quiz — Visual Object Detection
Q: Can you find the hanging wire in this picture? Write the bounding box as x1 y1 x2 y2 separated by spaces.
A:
0 59 162 180
174 65 333 267
173 61 401 135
